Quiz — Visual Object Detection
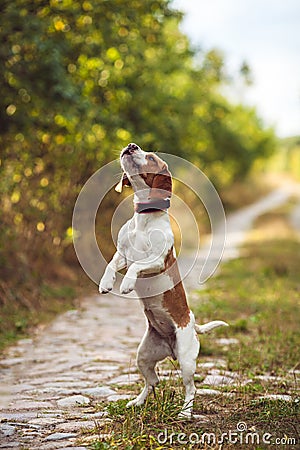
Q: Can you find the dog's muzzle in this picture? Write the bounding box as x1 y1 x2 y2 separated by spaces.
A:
121 143 140 157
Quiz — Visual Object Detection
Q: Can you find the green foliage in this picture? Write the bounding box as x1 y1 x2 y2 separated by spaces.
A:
0 0 276 300
0 280 76 351
193 237 300 375
272 136 300 180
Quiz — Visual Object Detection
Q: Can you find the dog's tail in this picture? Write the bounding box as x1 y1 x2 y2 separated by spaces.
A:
195 320 229 334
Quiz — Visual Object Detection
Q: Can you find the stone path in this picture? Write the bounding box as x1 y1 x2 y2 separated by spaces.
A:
1 183 300 449
0 298 145 448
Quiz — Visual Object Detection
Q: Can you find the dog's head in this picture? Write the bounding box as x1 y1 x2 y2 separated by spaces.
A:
115 143 172 201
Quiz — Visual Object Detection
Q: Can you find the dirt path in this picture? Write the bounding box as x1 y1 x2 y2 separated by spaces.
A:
181 183 299 291
1 183 299 449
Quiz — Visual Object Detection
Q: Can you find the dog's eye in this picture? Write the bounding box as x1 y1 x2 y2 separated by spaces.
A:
148 156 155 162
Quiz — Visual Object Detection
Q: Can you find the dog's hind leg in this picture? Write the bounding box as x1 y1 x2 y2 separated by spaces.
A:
127 325 173 407
175 317 200 418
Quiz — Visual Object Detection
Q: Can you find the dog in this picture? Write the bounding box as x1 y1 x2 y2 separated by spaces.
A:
99 143 228 418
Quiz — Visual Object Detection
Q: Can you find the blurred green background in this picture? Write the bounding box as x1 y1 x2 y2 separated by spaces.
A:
0 0 299 348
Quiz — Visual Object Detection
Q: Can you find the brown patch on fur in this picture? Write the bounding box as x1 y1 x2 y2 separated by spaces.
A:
162 248 190 328
149 171 172 199
140 153 172 199
141 171 172 199
140 172 156 187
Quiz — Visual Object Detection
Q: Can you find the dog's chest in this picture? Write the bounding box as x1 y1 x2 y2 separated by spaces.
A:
119 215 172 266
124 228 152 264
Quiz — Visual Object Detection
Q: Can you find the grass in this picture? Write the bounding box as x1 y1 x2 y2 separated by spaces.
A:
82 383 298 449
0 281 78 352
80 206 300 449
197 239 300 376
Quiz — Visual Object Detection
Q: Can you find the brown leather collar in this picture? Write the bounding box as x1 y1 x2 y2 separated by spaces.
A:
134 198 170 214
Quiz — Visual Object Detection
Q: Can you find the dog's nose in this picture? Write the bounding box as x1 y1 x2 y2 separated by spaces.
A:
127 143 139 151
121 143 139 157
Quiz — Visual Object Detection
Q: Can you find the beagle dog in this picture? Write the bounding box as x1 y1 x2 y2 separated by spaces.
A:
99 143 228 418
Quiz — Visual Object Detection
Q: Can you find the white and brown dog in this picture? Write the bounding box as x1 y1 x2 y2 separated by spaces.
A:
99 143 228 418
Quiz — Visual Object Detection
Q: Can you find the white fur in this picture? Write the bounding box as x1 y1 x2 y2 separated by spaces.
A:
195 320 229 335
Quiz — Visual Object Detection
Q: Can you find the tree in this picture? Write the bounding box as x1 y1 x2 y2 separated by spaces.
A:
0 0 276 285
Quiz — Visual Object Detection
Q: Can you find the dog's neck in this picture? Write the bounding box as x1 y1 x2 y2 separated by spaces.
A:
133 188 151 204
134 198 170 214
133 185 170 208
133 209 168 233
132 189 169 229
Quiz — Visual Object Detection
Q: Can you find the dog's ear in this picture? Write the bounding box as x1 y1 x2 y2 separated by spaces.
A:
149 168 172 199
115 172 131 193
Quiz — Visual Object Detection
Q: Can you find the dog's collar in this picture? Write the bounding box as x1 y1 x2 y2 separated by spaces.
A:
134 198 170 214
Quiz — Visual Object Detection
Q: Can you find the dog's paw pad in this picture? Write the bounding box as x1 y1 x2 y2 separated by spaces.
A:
99 287 112 294
99 278 115 294
120 279 135 295
99 280 114 294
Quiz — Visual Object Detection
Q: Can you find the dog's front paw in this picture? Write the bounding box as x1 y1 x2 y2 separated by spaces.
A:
120 277 136 294
99 276 115 294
